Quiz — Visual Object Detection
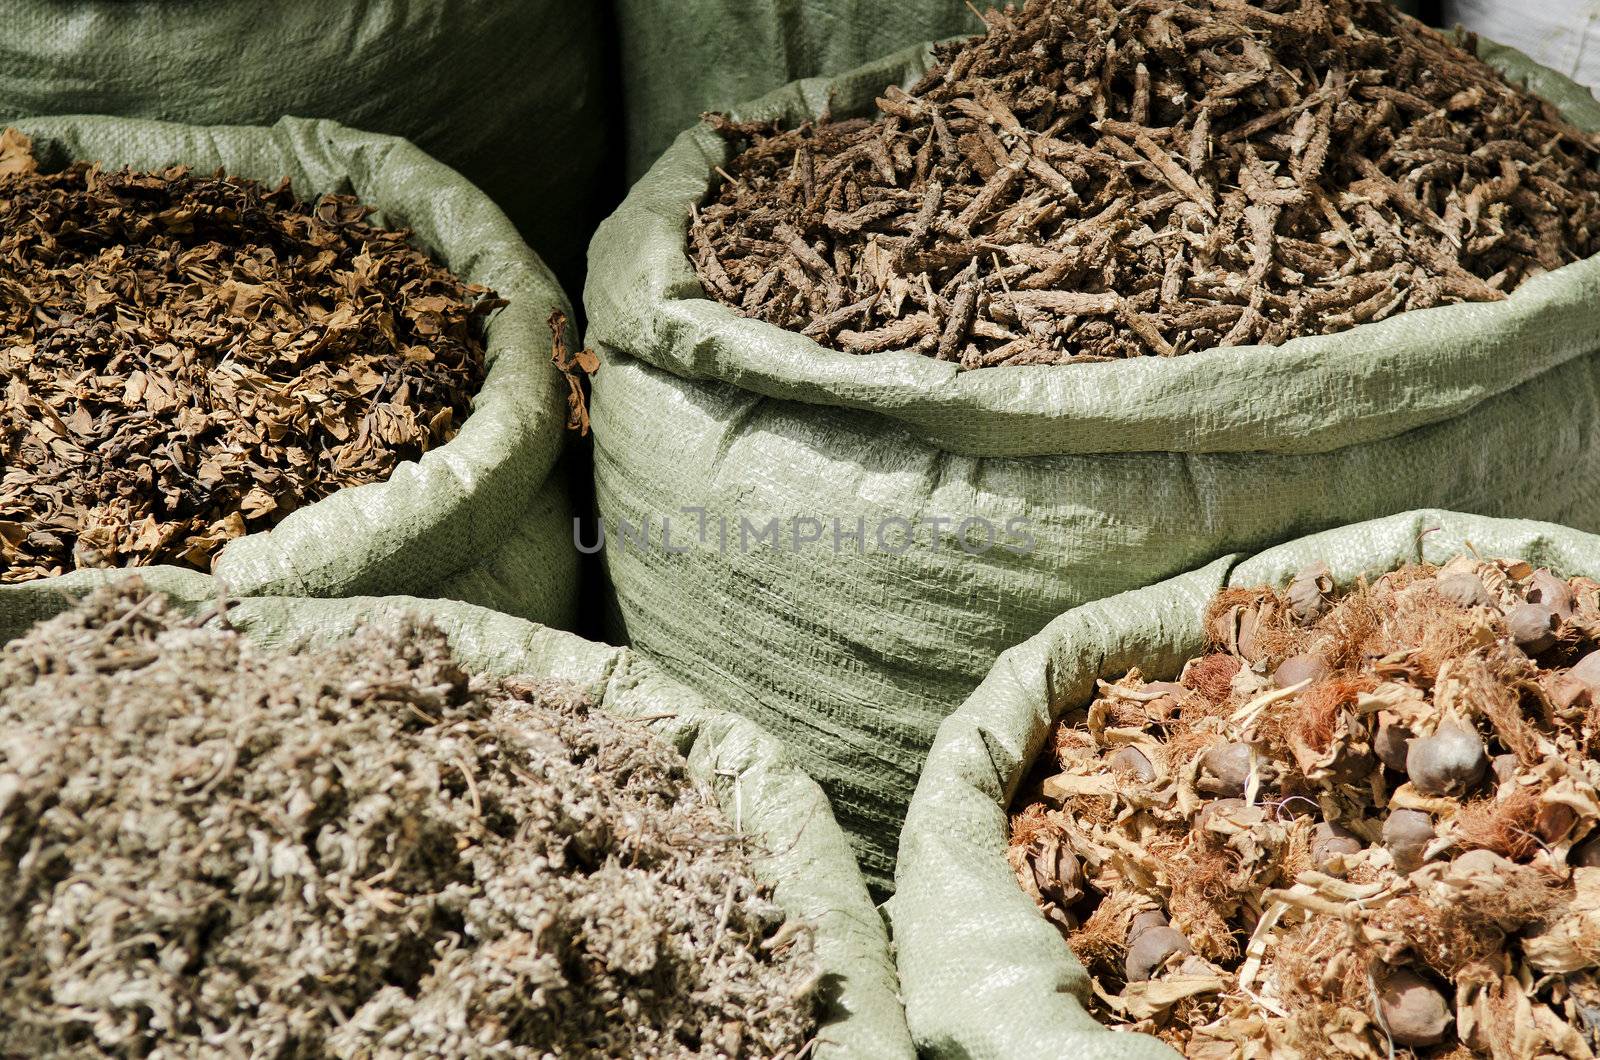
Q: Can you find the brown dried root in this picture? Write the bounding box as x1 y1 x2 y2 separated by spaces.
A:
692 1 1600 368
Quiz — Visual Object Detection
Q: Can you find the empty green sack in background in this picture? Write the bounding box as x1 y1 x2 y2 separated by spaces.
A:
0 0 606 291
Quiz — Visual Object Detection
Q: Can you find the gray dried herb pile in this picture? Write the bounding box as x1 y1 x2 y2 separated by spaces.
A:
0 585 817 1058
1010 555 1600 1057
0 128 500 583
690 0 1600 368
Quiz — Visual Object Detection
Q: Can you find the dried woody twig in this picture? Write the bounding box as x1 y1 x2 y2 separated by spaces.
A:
690 0 1600 369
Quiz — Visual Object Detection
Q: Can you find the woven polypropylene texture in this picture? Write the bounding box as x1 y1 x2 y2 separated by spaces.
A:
3 115 578 632
0 0 605 291
584 34 1600 888
889 509 1600 1058
613 0 984 180
1443 1 1600 95
613 0 1425 180
0 573 915 1060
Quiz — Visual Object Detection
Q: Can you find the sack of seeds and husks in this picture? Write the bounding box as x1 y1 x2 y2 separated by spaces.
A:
586 0 1600 887
0 1 606 292
890 509 1600 1058
0 116 578 641
0 571 912 1058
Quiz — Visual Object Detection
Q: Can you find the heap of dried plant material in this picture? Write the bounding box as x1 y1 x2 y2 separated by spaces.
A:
0 585 817 1058
1009 553 1600 1058
690 0 1600 369
0 128 502 583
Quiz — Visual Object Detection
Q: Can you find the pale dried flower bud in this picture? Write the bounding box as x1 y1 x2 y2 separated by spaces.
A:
1288 562 1334 624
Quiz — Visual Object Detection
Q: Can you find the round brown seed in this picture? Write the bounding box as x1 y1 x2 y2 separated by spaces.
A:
1374 714 1415 772
1197 742 1253 798
1377 968 1452 1047
1108 745 1157 782
1383 809 1436 874
1124 926 1192 982
1273 653 1330 689
1406 723 1487 797
1311 821 1364 870
1127 910 1169 942
1571 651 1600 693
1571 834 1600 868
1508 601 1559 655
1527 569 1575 619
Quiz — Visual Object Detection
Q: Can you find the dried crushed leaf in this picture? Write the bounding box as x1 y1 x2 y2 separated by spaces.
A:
0 130 504 581
549 309 598 436
0 583 818 1057
690 0 1600 368
1010 553 1600 1057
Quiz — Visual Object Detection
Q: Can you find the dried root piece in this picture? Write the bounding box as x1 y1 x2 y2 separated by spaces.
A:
1010 554 1600 1054
690 1 1600 368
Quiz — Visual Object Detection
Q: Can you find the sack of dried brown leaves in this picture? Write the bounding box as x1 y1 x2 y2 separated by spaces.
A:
0 578 915 1059
0 115 578 632
891 509 1600 1059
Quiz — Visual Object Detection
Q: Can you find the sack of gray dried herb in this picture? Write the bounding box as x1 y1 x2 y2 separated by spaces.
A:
584 3 1600 889
0 115 577 637
0 573 913 1059
0 0 606 293
889 508 1600 1058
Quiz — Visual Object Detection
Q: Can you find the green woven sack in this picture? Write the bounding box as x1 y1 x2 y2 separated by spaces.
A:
888 509 1600 1058
2 115 577 634
585 36 1600 888
613 0 1426 178
0 1 605 290
0 568 914 1060
614 0 984 179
